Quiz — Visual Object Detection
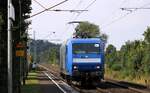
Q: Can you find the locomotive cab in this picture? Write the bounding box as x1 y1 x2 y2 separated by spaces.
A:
72 42 104 81
60 38 105 84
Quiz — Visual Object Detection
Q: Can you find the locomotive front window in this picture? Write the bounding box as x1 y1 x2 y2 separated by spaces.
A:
73 43 100 54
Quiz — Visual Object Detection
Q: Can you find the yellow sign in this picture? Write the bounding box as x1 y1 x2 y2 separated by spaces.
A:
16 50 24 57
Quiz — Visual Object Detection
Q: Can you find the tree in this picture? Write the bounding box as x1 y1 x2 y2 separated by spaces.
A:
74 21 100 38
0 14 4 31
11 1 32 93
143 27 150 44
100 33 108 43
142 27 150 76
30 40 60 64
48 48 57 64
0 1 7 93
105 44 117 68
74 21 108 43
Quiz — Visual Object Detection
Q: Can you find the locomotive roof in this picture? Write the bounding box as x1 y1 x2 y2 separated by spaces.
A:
61 38 103 45
69 38 101 41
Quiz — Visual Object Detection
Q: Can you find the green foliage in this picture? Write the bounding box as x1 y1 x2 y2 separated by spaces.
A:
30 40 60 64
99 33 108 43
111 64 122 71
0 1 31 93
141 42 150 76
105 27 150 82
75 21 100 38
21 72 40 93
143 27 150 44
48 48 57 64
11 0 31 42
105 44 117 68
74 21 108 43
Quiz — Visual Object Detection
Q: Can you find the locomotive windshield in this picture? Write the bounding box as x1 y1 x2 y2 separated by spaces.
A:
73 43 100 54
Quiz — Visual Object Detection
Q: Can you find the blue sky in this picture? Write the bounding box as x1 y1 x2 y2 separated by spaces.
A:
29 0 150 49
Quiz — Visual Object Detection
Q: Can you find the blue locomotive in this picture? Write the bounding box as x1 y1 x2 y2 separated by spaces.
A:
60 38 105 85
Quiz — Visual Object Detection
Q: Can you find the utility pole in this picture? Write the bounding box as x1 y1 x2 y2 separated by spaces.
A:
7 0 12 93
8 0 15 93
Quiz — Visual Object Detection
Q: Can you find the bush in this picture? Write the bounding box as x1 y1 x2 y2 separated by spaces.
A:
111 64 122 71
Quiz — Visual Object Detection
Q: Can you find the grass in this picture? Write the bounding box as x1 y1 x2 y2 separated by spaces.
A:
21 71 40 93
105 67 150 86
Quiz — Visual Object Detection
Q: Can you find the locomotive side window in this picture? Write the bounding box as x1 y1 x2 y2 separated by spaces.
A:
72 43 100 54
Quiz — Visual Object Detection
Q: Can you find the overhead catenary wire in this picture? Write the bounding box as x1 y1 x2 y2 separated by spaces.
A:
65 0 97 35
65 0 84 21
121 7 150 10
73 0 97 20
101 2 150 29
65 0 85 34
69 0 84 20
75 0 83 9
31 0 88 41
48 9 88 12
101 12 131 29
33 0 47 9
33 0 87 13
101 0 128 25
31 0 68 18
121 1 150 11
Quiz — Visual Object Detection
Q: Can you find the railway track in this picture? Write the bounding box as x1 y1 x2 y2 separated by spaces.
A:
102 79 150 93
38 64 150 93
97 81 140 93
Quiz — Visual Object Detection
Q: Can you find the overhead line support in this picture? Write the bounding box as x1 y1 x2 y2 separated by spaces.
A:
121 8 150 10
31 0 68 18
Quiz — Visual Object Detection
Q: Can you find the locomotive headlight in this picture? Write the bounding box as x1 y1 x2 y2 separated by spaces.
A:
96 66 100 69
73 65 77 69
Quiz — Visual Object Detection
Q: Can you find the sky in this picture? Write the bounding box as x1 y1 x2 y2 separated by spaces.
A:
29 0 150 50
